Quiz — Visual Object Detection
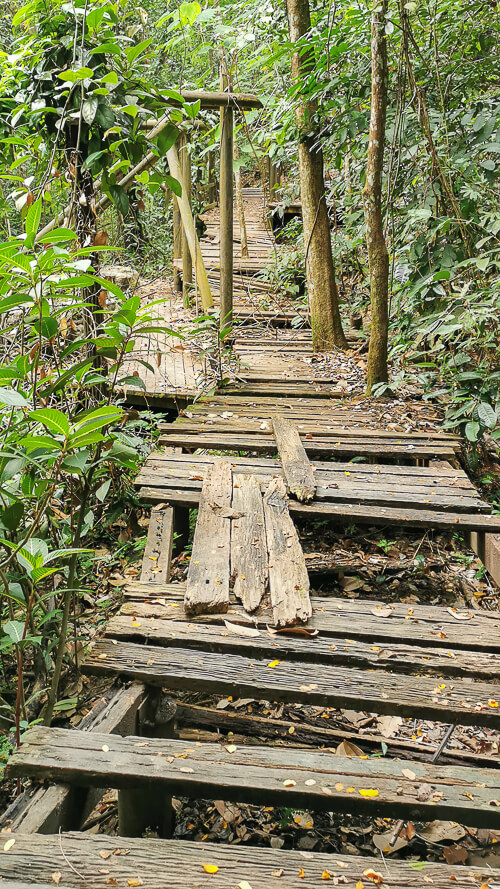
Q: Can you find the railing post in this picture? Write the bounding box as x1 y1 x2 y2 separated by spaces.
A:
172 195 182 292
180 134 192 308
219 103 233 335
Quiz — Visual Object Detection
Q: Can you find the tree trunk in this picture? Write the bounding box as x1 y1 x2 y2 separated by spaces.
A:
285 0 347 352
234 140 249 258
363 0 390 393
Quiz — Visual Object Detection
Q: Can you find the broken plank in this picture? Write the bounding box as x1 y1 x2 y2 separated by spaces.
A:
263 477 311 627
231 474 268 611
272 417 316 502
184 460 232 615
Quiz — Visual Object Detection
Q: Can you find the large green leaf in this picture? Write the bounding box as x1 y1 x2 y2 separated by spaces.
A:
0 386 30 407
30 408 70 437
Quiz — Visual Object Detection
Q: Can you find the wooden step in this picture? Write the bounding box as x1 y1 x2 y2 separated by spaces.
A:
84 639 500 727
7 726 500 827
123 582 500 653
106 611 500 680
2 831 499 889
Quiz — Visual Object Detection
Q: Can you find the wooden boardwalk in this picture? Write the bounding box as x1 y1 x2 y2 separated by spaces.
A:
5 185 500 889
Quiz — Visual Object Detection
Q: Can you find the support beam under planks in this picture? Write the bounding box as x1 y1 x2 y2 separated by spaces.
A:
263 477 311 627
272 416 316 502
0 684 145 834
231 474 268 611
140 506 174 585
184 460 232 615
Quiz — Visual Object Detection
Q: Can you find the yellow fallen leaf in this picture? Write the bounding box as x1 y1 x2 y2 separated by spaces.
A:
298 868 306 879
335 782 344 791
363 869 384 884
488 699 498 708
346 786 355 793
322 871 332 880
202 863 219 874
356 882 364 889
268 660 280 668
3 839 15 852
239 882 253 889
359 789 379 798
283 779 296 787
127 880 143 887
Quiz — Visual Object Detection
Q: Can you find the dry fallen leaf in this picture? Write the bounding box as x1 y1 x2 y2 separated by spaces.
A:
283 779 297 787
363 869 384 885
225 744 237 754
52 873 62 885
401 768 416 780
100 850 112 860
239 881 253 889
223 620 260 638
127 880 143 887
3 839 15 852
202 863 219 874
271 869 284 878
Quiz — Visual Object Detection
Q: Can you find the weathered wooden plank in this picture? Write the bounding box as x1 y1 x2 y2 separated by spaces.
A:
231 474 268 611
7 726 500 827
106 612 500 679
263 477 311 627
185 460 232 615
2 832 498 889
272 417 316 502
139 485 500 532
84 639 500 727
123 582 500 653
140 506 174 584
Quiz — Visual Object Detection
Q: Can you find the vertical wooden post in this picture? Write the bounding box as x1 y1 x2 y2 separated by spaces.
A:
219 102 233 334
172 196 182 292
180 135 192 308
207 150 217 203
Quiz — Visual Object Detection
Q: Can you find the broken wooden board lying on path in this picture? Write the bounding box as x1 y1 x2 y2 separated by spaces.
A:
185 462 311 623
185 460 232 615
264 477 312 626
272 417 316 502
3 832 499 889
231 474 267 612
7 725 500 828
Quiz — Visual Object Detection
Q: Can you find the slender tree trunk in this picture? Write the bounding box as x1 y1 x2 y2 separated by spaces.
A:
285 0 347 351
363 0 390 393
234 140 249 258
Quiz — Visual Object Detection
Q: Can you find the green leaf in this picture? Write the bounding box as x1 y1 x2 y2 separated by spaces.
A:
25 198 42 243
477 402 497 428
465 421 480 442
122 104 138 118
82 97 99 125
3 620 25 644
53 697 78 711
156 124 178 157
164 174 182 197
30 408 70 437
125 38 152 66
409 862 427 871
109 183 129 215
179 1 201 25
1 501 24 531
37 228 77 244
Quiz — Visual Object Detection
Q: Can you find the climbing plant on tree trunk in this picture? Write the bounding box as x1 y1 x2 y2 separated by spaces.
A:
363 0 390 393
285 0 347 352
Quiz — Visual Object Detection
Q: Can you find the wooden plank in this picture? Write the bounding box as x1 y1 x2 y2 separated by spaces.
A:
231 474 268 611
7 726 500 828
106 613 500 680
3 832 499 889
85 638 500 728
272 417 316 502
139 485 500 532
184 460 232 615
263 477 311 627
123 581 500 653
140 506 174 584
